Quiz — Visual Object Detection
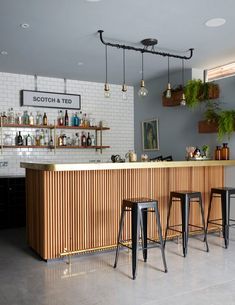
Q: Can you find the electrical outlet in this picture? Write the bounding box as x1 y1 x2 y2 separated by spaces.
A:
0 161 8 167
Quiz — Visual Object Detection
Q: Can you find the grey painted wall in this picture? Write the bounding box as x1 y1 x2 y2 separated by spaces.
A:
134 69 217 161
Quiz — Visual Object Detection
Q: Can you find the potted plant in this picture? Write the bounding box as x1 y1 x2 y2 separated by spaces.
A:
184 79 203 108
217 110 235 140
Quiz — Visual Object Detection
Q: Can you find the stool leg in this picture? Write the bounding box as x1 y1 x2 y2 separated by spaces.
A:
164 194 173 247
141 208 148 262
198 194 209 252
131 205 140 280
114 206 125 268
204 191 213 241
154 202 168 273
181 196 189 257
221 192 230 248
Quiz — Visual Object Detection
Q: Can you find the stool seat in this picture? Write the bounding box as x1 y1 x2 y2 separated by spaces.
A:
164 191 209 257
206 187 235 248
114 198 167 280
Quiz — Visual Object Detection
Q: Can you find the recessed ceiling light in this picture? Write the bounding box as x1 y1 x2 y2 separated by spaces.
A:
77 62 84 66
20 23 30 29
205 18 226 27
86 0 101 2
0 50 8 55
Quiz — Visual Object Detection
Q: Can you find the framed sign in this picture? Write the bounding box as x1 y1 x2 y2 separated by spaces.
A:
20 90 81 110
142 118 159 151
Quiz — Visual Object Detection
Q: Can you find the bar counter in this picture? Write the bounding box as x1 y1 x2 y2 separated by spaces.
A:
21 160 235 260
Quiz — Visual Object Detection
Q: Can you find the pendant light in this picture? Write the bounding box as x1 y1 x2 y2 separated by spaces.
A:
165 56 171 98
122 49 127 100
138 52 148 97
180 59 186 106
104 45 111 98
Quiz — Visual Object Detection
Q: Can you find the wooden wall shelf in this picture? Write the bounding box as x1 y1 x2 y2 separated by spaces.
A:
162 90 183 107
198 120 218 133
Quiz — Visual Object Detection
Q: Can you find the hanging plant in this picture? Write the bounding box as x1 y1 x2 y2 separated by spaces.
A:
184 79 203 108
218 110 235 140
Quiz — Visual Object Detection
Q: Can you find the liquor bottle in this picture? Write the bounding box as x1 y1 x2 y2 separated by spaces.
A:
64 110 69 126
73 112 79 127
91 134 95 146
81 132 87 146
214 146 221 160
221 143 230 160
71 112 75 126
8 108 15 124
23 111 29 125
75 132 80 146
87 132 92 146
40 129 45 146
44 130 49 146
17 131 23 146
1 112 8 125
62 134 67 146
36 111 40 125
29 112 34 125
79 111 83 126
26 134 32 146
58 110 64 126
35 130 40 146
58 132 63 146
43 113 48 126
49 136 54 147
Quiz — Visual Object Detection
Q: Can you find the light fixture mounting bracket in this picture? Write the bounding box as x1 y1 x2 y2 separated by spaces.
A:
141 38 158 47
98 30 194 60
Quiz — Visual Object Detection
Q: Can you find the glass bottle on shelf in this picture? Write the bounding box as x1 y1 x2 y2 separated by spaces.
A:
79 111 83 127
62 134 67 146
87 132 92 146
64 110 69 126
35 130 40 146
3 134 13 146
26 134 32 146
8 108 15 124
214 146 221 160
29 112 34 125
71 112 75 126
23 111 29 125
44 130 49 146
91 134 95 146
49 136 54 147
75 132 80 146
221 143 230 160
17 131 23 146
39 129 45 146
73 112 79 127
1 112 8 125
58 110 64 126
43 113 48 126
58 132 63 146
81 132 86 146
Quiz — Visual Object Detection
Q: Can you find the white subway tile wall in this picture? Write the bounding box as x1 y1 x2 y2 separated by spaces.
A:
0 72 134 176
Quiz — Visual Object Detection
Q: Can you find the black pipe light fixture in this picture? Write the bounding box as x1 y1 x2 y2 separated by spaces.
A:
165 56 171 98
180 59 186 106
122 49 127 100
104 45 111 98
98 30 194 98
138 52 148 97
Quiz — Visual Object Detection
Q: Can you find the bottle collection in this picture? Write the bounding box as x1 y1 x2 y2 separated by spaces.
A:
0 108 96 128
214 143 230 160
1 108 100 148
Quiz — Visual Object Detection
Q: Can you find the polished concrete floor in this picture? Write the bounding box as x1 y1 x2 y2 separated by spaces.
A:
0 229 235 305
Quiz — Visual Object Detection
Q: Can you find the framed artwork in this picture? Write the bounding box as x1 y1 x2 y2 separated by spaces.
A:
142 118 159 151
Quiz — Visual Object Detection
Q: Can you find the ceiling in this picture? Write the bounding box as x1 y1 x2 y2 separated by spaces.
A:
0 0 235 85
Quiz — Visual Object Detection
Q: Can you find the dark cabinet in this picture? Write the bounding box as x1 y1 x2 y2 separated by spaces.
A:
0 177 26 229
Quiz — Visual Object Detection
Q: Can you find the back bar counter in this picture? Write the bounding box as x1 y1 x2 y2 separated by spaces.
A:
21 160 235 260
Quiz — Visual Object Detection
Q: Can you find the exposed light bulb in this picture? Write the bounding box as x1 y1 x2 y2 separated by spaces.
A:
104 83 111 98
138 80 148 97
180 93 186 106
122 84 127 100
165 83 171 98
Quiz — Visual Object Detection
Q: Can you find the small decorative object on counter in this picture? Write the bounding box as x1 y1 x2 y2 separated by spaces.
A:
186 146 196 159
214 146 222 160
141 153 149 162
221 143 229 160
202 145 209 158
193 147 201 157
125 150 137 162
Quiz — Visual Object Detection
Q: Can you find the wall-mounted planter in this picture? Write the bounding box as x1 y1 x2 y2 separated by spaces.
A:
198 120 218 133
162 89 183 107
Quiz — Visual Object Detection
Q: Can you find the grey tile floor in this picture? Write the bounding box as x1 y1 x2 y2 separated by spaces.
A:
0 228 235 305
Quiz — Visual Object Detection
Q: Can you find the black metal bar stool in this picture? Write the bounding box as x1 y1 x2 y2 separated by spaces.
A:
205 187 235 248
164 191 209 257
114 198 167 280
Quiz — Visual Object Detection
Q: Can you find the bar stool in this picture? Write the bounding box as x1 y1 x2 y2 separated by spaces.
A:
164 191 209 257
114 198 167 280
206 187 235 248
